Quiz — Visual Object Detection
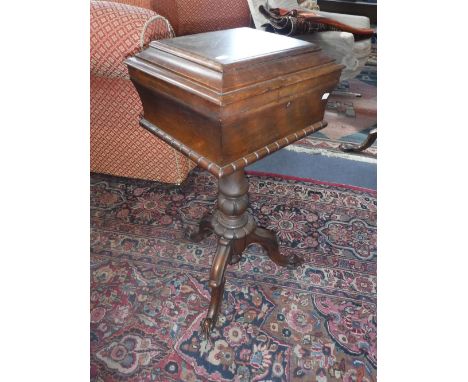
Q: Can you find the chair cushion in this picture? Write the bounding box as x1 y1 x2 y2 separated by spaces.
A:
319 10 370 29
296 32 371 80
150 0 251 36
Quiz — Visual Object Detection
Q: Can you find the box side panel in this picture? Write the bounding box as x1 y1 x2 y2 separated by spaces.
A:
220 70 341 164
129 70 223 164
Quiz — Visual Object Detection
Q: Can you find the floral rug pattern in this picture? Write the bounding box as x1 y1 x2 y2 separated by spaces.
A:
91 169 377 381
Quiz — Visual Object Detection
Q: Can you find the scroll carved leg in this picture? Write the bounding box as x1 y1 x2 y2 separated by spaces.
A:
230 237 247 265
186 213 214 242
201 237 231 339
247 227 303 268
339 128 377 153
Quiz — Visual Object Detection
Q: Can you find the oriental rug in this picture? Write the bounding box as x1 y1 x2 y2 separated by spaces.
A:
91 168 377 381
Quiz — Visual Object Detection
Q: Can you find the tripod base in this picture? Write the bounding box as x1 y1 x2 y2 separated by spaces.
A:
186 170 303 338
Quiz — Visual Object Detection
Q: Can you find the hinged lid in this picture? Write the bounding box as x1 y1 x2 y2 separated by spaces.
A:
126 27 340 100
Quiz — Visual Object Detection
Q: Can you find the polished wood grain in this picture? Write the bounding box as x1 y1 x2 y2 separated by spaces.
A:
140 118 327 178
126 27 343 337
126 27 343 169
151 27 317 70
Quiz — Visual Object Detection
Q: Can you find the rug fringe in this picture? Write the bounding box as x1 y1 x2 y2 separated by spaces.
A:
285 145 377 164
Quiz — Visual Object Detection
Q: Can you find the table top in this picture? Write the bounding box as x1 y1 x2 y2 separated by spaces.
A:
150 27 318 71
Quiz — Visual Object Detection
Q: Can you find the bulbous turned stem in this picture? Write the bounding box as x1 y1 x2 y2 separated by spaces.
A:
212 170 255 240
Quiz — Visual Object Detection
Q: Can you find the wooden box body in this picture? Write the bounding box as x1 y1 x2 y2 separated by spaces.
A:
126 27 343 170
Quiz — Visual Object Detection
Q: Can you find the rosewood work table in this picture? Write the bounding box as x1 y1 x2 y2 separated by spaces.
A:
126 27 343 337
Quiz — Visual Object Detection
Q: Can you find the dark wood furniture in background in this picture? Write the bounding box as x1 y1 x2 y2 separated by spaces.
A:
339 127 377 152
318 0 377 24
126 27 343 337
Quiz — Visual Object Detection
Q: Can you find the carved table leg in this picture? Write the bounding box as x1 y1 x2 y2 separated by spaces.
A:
189 169 303 337
246 227 303 268
339 127 377 153
187 213 214 242
200 237 231 338
230 236 247 265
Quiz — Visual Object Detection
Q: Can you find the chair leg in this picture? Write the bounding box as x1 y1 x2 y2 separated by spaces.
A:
339 128 377 153
246 227 303 268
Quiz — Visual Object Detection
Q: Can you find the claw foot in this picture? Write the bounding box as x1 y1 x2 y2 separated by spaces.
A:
201 317 214 341
285 253 304 269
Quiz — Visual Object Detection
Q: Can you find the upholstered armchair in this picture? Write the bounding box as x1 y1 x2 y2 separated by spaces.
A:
90 0 196 184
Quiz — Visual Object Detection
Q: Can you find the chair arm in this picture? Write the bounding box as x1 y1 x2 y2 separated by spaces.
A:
316 10 370 29
91 0 174 79
103 0 153 10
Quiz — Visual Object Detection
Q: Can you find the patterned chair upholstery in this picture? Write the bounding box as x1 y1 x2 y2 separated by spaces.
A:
90 0 253 183
150 0 251 36
91 0 195 184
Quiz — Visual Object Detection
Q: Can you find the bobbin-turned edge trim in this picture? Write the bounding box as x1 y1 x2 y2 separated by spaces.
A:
140 118 327 178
